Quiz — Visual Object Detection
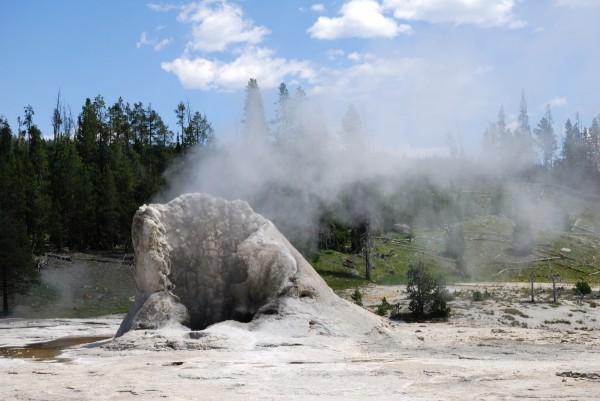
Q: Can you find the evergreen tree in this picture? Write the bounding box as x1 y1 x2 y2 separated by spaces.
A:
0 120 36 314
174 101 186 152
406 261 450 319
23 105 34 144
52 91 63 142
0 116 11 155
184 110 213 149
561 117 586 174
76 98 101 165
129 102 147 153
586 116 600 172
534 104 557 170
243 78 269 143
48 137 82 249
25 124 50 251
0 213 35 315
108 97 129 148
514 91 535 168
273 82 292 148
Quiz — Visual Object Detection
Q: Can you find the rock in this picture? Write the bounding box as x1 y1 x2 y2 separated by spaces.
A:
116 193 383 340
392 223 411 235
342 258 355 268
561 247 572 253
119 292 189 334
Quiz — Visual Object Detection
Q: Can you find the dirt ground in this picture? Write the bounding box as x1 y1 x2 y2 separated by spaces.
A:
0 283 599 401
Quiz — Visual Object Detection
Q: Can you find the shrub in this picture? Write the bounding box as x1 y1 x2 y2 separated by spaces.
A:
375 297 400 317
472 288 491 302
351 287 363 306
574 280 592 297
406 261 451 319
375 297 391 316
574 280 592 304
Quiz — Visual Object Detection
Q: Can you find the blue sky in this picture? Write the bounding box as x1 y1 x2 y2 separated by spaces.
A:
1 0 599 155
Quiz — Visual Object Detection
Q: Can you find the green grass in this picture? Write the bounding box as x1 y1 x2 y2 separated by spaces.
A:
312 232 463 290
312 184 600 290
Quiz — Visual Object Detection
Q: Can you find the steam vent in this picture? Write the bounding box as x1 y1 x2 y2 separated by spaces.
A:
116 193 382 338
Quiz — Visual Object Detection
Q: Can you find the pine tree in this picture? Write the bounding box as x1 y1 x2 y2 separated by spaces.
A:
52 91 63 142
561 116 586 175
586 116 600 172
0 120 36 314
108 97 129 148
273 82 292 148
0 213 35 315
243 78 269 143
534 104 557 170
25 124 50 251
514 91 535 168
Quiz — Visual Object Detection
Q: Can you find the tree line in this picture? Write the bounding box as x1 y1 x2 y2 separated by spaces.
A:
481 90 600 190
0 95 213 313
2 81 599 314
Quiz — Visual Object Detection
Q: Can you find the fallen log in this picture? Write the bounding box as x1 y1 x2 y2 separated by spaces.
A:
45 253 72 261
571 225 600 238
512 257 562 265
373 237 411 244
75 256 131 265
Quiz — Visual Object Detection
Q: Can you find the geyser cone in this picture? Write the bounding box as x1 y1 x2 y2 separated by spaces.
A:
116 193 380 338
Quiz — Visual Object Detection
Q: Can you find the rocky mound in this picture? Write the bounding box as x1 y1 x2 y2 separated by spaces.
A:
115 193 382 343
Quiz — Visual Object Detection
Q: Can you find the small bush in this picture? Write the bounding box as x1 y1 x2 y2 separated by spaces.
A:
472 288 491 302
374 297 401 317
351 288 363 306
575 280 592 297
376 297 392 316
406 261 451 319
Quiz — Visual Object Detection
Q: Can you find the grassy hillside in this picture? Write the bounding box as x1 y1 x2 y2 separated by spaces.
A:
312 183 600 290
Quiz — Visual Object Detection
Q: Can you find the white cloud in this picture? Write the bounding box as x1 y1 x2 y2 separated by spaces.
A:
548 96 567 108
312 56 428 94
347 51 375 62
382 0 526 28
147 2 178 12
137 31 151 48
327 49 345 60
136 31 172 51
311 3 326 13
161 47 316 91
308 0 412 39
347 52 362 62
178 1 270 53
153 38 172 51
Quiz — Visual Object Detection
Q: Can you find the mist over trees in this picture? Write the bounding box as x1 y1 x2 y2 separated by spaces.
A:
480 92 600 190
1 79 600 304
